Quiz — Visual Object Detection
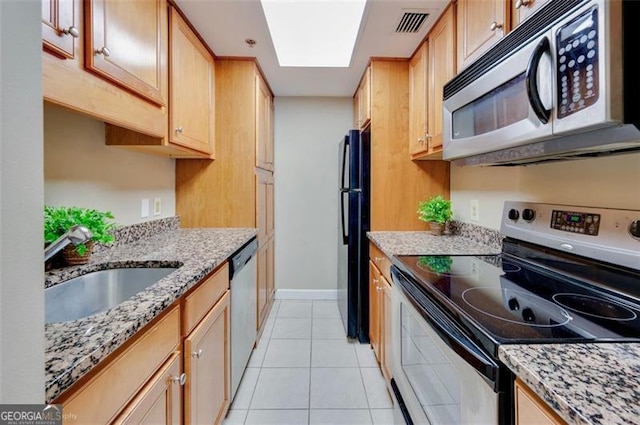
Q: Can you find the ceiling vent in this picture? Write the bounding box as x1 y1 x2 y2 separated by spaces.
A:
395 11 429 33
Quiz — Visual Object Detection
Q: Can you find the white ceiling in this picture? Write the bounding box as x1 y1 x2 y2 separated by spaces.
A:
175 0 450 97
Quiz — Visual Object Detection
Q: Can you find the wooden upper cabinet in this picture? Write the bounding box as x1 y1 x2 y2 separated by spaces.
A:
358 66 372 130
169 7 215 157
457 0 510 72
512 0 551 27
85 0 167 106
42 0 77 59
409 41 428 157
256 74 274 171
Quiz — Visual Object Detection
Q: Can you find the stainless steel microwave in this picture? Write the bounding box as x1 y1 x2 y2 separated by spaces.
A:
443 0 640 166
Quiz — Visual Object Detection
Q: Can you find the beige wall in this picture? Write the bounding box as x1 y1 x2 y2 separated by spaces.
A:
451 153 640 230
44 104 176 226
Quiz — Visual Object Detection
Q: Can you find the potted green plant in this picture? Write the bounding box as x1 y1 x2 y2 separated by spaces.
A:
44 206 117 265
417 195 453 236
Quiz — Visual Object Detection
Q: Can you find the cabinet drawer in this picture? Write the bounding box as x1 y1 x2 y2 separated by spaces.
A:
370 242 392 283
183 263 229 335
61 306 180 424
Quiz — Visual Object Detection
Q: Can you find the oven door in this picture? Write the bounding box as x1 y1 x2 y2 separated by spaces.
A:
443 30 554 160
391 267 502 425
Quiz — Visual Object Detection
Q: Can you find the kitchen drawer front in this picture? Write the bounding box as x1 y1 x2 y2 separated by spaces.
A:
370 242 392 283
183 263 229 335
61 306 180 424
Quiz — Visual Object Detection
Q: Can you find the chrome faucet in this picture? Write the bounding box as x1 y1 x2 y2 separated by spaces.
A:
44 225 93 262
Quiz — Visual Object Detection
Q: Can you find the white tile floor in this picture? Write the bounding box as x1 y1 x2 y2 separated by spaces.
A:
222 300 395 425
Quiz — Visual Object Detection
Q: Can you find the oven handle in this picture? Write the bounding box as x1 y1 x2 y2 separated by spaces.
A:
526 36 551 124
393 268 499 385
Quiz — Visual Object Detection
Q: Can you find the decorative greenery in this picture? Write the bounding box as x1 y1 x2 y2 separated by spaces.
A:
44 206 117 255
417 195 453 224
418 256 453 275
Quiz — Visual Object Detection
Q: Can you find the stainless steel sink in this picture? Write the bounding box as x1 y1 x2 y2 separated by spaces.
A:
45 267 178 324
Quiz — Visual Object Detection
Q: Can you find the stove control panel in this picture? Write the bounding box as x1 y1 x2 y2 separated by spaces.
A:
551 210 601 235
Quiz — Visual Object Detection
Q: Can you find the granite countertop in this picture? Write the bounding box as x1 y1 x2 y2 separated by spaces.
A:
500 343 640 425
367 229 502 257
44 227 256 403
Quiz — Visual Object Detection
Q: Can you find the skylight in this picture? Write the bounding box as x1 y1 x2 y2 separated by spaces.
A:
260 0 367 68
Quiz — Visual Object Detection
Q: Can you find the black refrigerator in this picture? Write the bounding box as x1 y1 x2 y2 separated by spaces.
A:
338 128 370 342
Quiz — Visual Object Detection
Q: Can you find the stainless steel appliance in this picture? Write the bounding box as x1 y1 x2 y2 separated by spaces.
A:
389 201 640 424
338 128 371 341
443 0 640 166
229 237 258 401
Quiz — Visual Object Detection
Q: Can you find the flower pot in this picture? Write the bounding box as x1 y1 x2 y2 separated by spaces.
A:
62 241 94 266
429 222 445 236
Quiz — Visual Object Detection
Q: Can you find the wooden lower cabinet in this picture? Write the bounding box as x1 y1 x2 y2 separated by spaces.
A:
114 353 182 425
515 379 566 425
184 291 231 425
380 275 393 383
369 261 381 362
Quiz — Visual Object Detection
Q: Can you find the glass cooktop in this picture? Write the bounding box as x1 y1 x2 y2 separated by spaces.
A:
393 253 640 355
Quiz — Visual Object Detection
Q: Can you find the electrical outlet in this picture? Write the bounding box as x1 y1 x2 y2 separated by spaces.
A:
470 199 480 221
141 198 150 218
153 198 161 216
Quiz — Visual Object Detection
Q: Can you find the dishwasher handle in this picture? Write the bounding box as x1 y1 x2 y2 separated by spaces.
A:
229 237 259 279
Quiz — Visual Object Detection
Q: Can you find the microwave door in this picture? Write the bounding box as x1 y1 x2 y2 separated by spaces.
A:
443 32 554 160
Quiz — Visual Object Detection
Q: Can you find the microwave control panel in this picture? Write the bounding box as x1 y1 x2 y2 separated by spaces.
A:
555 6 599 119
551 210 601 236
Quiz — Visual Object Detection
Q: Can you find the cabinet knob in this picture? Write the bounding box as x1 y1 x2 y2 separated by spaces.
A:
62 26 79 38
375 256 384 262
175 126 184 134
192 349 203 359
515 0 531 9
372 278 379 285
376 286 382 292
417 138 424 143
171 373 187 386
95 46 111 57
489 21 503 31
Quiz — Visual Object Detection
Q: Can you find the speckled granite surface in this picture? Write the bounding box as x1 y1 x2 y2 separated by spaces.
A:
93 216 180 254
500 343 640 425
44 227 256 403
367 222 502 257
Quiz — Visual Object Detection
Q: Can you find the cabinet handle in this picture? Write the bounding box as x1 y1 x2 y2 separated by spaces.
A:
373 278 379 285
171 373 187 386
375 256 385 262
489 22 503 31
62 26 79 38
515 0 531 9
417 137 424 144
175 126 184 134
376 286 382 292
192 349 203 359
95 46 111 57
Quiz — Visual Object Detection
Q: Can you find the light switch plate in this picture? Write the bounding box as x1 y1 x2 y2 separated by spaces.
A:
153 198 161 216
141 198 150 218
470 199 480 222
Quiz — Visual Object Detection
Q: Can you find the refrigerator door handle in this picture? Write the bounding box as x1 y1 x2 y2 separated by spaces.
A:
340 190 349 245
341 136 349 189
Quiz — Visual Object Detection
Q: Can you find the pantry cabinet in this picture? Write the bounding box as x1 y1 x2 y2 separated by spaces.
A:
354 66 371 130
515 379 567 425
409 3 456 160
85 0 167 106
456 0 510 72
256 74 274 171
168 7 215 157
511 0 551 26
42 0 77 59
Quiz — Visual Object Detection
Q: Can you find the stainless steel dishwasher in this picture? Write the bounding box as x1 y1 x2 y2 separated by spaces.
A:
229 237 258 401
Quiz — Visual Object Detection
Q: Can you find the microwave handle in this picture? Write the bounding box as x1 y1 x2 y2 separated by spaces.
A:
526 36 551 124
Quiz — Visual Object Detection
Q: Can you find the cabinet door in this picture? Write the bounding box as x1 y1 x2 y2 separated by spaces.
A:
353 91 361 128
427 4 456 154
381 276 393 383
457 0 509 72
369 261 381 362
409 41 428 157
42 0 77 59
169 7 215 157
358 67 372 129
184 291 231 425
114 353 182 425
512 0 550 27
256 169 268 245
85 0 166 105
515 379 566 425
256 74 274 171
266 173 274 237
257 243 268 329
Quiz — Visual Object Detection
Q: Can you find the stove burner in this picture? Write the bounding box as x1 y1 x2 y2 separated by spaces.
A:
501 261 522 273
462 287 572 327
552 294 638 321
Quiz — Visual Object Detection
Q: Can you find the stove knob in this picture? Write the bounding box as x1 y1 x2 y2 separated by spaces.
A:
522 308 536 323
508 298 520 311
522 209 536 222
630 220 640 239
508 209 520 221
